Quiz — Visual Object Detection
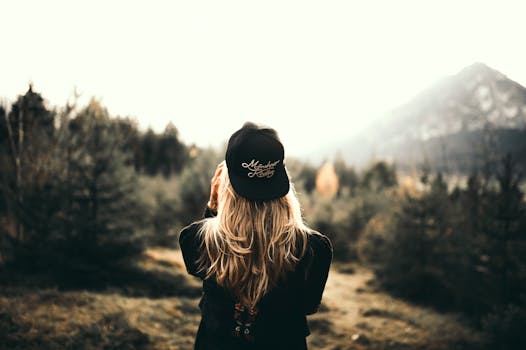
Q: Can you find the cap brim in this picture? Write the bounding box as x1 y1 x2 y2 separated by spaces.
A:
228 165 290 201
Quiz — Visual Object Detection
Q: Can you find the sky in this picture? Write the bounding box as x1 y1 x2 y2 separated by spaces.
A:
1 0 526 159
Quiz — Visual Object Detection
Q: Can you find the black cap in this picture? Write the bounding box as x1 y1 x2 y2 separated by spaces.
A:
225 122 290 201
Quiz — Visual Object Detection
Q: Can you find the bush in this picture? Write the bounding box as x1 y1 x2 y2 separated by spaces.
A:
177 148 222 226
356 213 392 264
305 189 392 261
482 299 526 350
371 156 526 331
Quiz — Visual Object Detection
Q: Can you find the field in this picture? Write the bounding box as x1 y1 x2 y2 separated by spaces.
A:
0 248 484 350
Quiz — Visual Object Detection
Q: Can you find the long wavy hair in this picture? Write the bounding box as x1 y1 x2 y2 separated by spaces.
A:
197 166 309 307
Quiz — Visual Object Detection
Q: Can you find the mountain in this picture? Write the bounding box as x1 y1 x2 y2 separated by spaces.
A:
332 63 526 173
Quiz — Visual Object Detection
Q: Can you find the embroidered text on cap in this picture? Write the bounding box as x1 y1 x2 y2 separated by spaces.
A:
241 159 280 178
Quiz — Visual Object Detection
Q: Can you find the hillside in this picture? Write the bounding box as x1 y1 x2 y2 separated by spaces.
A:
0 248 484 350
328 63 526 172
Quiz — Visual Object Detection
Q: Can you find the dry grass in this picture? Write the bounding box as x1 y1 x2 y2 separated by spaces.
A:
0 249 484 350
308 264 484 350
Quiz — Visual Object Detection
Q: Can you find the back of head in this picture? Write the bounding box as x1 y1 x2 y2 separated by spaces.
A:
225 122 290 201
198 122 308 307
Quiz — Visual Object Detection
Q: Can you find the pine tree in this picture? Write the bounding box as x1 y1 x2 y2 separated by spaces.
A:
158 122 188 177
480 154 526 350
0 85 56 250
54 99 145 264
483 154 525 306
141 129 158 176
377 173 455 306
361 161 397 192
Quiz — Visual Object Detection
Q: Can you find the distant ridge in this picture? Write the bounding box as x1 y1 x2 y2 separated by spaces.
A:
324 63 526 173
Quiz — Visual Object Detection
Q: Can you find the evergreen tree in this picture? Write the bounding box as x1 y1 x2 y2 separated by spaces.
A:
377 173 456 306
0 105 9 214
141 129 158 176
297 163 317 194
0 85 56 249
158 122 188 177
51 99 146 264
333 155 359 196
482 154 526 306
361 161 397 192
111 118 141 171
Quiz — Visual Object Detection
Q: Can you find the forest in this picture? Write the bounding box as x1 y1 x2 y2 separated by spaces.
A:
1 86 525 350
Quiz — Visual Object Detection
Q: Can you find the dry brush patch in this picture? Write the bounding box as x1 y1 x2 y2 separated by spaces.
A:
0 248 202 349
307 266 484 350
1 249 484 350
0 288 202 349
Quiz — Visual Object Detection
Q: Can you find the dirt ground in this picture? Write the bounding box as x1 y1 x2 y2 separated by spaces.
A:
0 248 484 350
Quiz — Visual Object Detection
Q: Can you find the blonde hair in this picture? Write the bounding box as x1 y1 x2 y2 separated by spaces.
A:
197 166 308 307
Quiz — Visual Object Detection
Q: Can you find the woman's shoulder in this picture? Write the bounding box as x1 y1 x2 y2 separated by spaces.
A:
179 206 217 241
305 229 333 257
180 220 205 234
304 228 333 261
179 219 207 246
179 219 210 279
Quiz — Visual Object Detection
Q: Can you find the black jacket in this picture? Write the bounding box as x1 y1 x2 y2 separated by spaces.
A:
179 207 333 350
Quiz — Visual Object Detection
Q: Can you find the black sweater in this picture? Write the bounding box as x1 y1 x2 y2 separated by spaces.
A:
179 207 333 350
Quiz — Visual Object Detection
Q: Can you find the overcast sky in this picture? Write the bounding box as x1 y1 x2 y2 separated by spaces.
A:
2 0 525 159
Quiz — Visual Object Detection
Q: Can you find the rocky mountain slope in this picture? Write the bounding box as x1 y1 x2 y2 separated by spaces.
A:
331 63 526 172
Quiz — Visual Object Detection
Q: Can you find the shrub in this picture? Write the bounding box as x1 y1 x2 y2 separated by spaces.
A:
482 299 526 350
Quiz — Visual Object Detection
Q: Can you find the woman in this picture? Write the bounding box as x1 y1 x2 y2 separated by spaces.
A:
179 122 332 350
